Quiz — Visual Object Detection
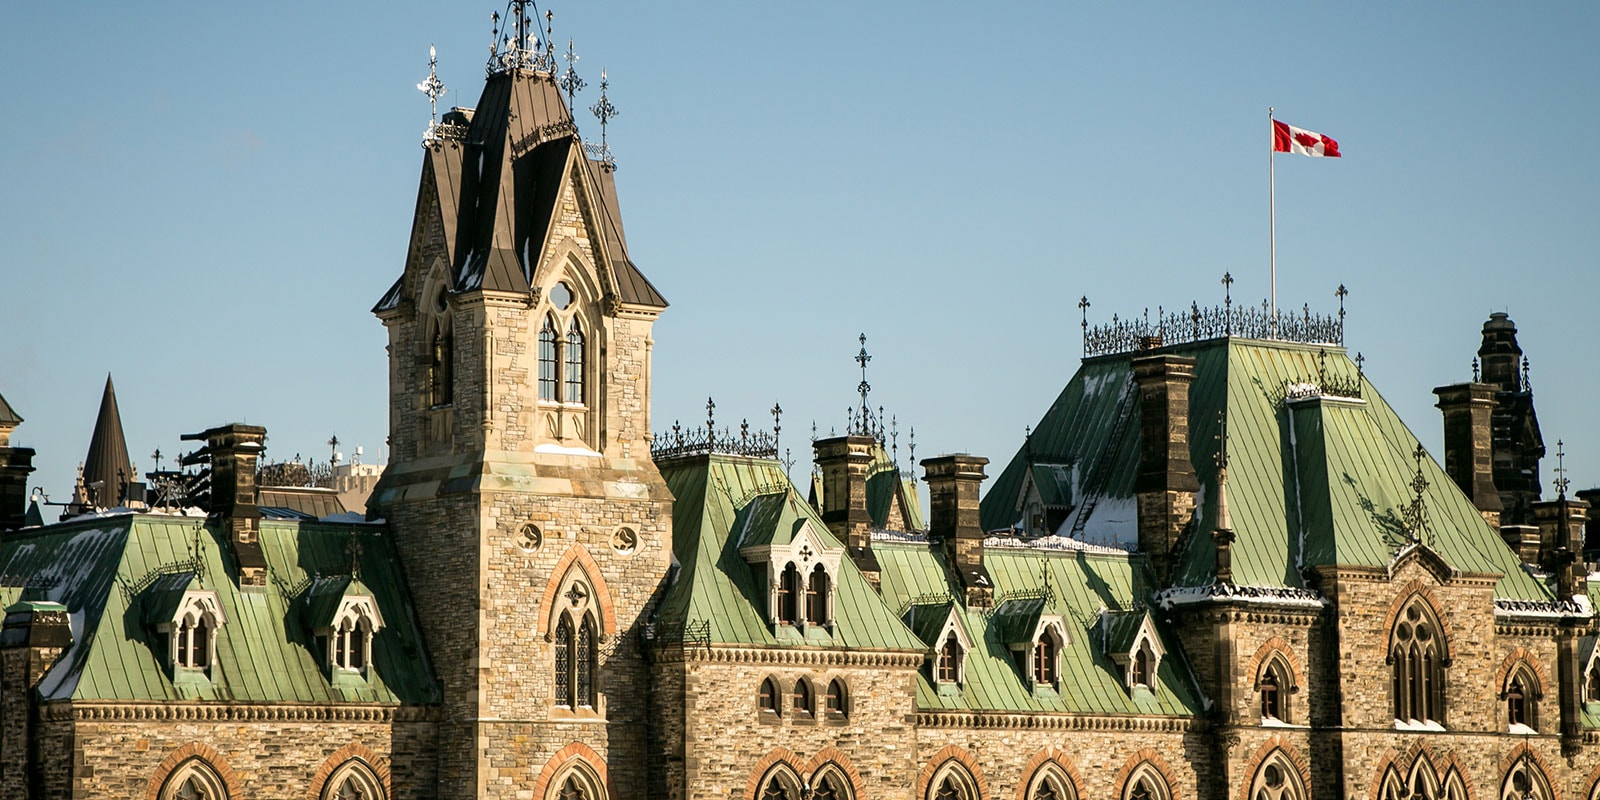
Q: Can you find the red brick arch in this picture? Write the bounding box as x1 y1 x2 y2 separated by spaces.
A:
1582 759 1600 800
1494 647 1551 696
916 745 989 800
1113 749 1181 800
1236 737 1310 800
1370 743 1477 800
1497 742 1561 800
1246 637 1305 690
1016 747 1084 800
1380 583 1456 661
538 544 618 637
305 742 392 800
144 742 240 800
746 747 806 800
532 742 613 800
804 747 866 796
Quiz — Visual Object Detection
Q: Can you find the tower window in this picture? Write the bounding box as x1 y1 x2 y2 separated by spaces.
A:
175 612 212 669
792 678 813 718
1507 676 1528 727
554 611 599 709
1034 633 1058 687
825 678 848 718
564 318 586 405
430 323 454 407
776 563 802 625
539 315 559 401
1390 599 1446 724
1260 669 1281 721
759 677 780 715
1132 645 1152 688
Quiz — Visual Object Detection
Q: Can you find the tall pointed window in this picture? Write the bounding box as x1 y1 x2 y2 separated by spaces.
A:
806 564 830 626
1260 669 1281 720
555 614 573 706
1391 598 1446 725
554 611 598 709
1034 632 1058 686
777 563 802 625
1132 645 1152 688
1505 667 1538 730
430 323 454 407
564 318 586 404
576 614 597 708
938 631 963 684
539 315 559 401
793 678 814 718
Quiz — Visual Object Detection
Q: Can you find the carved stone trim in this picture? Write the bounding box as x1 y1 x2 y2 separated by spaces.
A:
915 711 1199 732
45 701 437 723
666 645 925 669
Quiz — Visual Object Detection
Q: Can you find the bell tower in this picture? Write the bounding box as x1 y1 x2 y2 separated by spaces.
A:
370 12 671 798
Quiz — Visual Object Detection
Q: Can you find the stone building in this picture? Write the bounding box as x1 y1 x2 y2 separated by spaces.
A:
2 6 1600 800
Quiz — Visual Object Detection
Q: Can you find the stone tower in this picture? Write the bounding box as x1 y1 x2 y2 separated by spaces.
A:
370 23 672 799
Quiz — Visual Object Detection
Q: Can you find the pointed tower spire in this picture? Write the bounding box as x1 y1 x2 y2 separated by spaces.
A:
83 375 133 509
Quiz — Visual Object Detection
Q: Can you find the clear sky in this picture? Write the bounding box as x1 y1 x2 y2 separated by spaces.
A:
3 2 1597 511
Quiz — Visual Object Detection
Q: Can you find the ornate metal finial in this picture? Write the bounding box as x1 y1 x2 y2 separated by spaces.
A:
706 396 717 441
328 434 341 466
1221 272 1234 334
854 333 873 436
1335 283 1348 326
418 44 448 141
589 68 619 170
1521 356 1532 393
1355 352 1366 380
891 416 900 465
559 37 586 109
1403 443 1433 547
543 9 556 71
810 420 817 444
740 419 750 445
346 532 364 582
485 1 551 75
1078 295 1091 351
1317 348 1329 385
770 402 782 451
1472 356 1481 383
151 448 163 473
1555 440 1570 498
1214 409 1229 471
908 426 917 467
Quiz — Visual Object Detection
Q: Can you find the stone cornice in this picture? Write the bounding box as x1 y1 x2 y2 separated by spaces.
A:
42 701 438 724
655 644 924 669
915 710 1201 733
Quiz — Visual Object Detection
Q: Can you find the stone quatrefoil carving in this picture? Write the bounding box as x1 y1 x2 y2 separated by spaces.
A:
613 527 638 554
517 523 543 553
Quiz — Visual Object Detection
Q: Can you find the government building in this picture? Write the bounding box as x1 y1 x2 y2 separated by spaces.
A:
0 6 1597 799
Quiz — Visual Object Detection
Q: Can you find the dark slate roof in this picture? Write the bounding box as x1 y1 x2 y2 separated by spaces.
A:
259 487 347 520
979 337 1550 602
83 375 132 508
0 514 437 704
0 391 20 426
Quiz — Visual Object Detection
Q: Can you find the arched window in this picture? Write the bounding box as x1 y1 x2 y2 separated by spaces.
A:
792 678 813 718
1587 661 1600 704
1406 756 1442 800
1507 675 1530 728
177 611 211 669
1026 762 1078 800
1258 658 1290 722
806 565 830 626
546 761 607 800
758 677 780 716
430 322 454 407
927 761 979 800
1443 769 1468 800
1501 757 1551 800
564 318 586 405
937 631 963 684
1034 630 1059 687
825 678 848 719
1124 768 1172 800
321 759 386 800
812 766 853 800
1249 752 1305 800
160 758 228 800
576 614 598 708
1132 646 1152 688
777 563 801 625
1391 597 1446 724
538 315 559 401
555 614 574 707
758 765 803 800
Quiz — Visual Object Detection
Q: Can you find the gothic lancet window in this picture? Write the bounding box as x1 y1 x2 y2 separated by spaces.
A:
1132 645 1152 688
807 564 830 626
1034 632 1058 687
554 610 599 709
1260 669 1281 721
793 678 814 718
576 615 597 708
1391 598 1447 725
777 563 802 625
160 759 227 800
938 632 963 684
825 678 848 719
176 611 211 670
539 315 559 401
759 677 780 716
555 614 573 706
564 318 586 404
1505 667 1538 730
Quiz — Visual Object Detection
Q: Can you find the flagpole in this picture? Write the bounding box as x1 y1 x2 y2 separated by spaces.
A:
1269 107 1277 338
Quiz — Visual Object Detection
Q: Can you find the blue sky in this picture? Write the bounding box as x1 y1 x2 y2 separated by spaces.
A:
3 2 1597 509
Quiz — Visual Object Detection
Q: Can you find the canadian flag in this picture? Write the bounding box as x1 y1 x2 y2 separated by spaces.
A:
1273 120 1341 158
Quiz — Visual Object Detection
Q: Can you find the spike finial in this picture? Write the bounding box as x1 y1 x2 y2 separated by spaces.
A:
1555 440 1570 498
418 44 448 142
854 334 873 437
589 68 619 170
559 37 586 110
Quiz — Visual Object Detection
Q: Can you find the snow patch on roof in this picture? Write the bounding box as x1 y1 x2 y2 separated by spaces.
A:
984 532 1132 556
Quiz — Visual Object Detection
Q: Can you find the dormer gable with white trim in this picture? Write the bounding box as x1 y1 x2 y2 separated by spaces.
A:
740 517 844 632
1100 609 1165 694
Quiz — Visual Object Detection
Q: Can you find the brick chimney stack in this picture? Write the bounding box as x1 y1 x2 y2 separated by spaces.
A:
1433 382 1504 527
923 454 992 609
1132 354 1200 585
0 394 34 533
813 435 879 586
182 424 269 588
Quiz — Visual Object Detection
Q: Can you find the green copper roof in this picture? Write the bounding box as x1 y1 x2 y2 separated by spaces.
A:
655 454 925 651
982 338 1550 601
0 514 437 704
989 596 1048 646
875 542 1203 716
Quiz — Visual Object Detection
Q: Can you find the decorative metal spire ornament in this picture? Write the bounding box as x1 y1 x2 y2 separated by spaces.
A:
418 45 448 141
589 69 619 170
485 1 551 75
559 38 586 109
1402 443 1433 547
328 434 341 466
1221 272 1234 335
1335 283 1348 328
771 402 783 452
1078 296 1091 353
854 334 873 437
1554 440 1570 498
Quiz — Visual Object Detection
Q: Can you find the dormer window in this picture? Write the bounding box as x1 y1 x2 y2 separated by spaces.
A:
1132 642 1154 687
739 512 843 633
146 577 226 677
1034 633 1058 686
1100 610 1164 696
302 576 386 679
938 632 963 684
331 601 381 673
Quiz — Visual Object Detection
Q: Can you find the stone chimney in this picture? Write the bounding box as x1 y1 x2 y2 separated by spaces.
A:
0 394 35 532
1433 382 1503 526
1132 354 1200 585
0 598 71 794
923 454 992 608
182 424 269 588
813 435 879 585
1533 496 1590 598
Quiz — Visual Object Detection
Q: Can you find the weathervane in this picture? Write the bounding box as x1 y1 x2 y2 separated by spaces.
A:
418 45 448 140
590 69 619 169
908 426 917 467
559 38 586 109
346 532 364 581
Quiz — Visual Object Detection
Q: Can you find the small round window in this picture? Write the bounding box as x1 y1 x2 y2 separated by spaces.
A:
549 282 574 310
